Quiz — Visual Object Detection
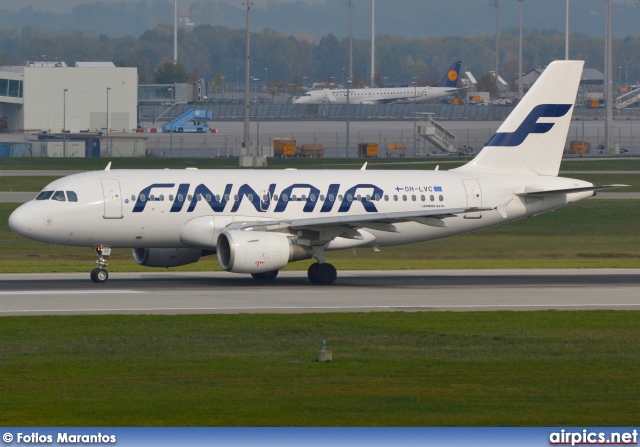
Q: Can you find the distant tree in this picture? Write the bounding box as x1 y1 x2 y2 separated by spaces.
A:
210 71 226 92
476 72 498 97
154 62 188 84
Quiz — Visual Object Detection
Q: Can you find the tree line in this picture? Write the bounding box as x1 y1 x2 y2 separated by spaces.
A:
1 24 639 93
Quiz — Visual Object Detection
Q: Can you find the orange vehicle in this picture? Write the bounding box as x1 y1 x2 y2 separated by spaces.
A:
273 138 297 158
358 142 378 158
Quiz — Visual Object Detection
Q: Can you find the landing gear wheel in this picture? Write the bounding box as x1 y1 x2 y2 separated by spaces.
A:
307 263 320 284
91 245 111 284
91 268 109 283
317 263 337 285
251 270 279 281
308 262 336 285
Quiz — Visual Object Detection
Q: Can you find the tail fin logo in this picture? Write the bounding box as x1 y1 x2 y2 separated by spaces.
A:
486 104 572 147
448 70 458 82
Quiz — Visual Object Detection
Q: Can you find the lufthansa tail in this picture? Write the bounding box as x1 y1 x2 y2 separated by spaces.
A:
432 61 462 88
455 60 584 176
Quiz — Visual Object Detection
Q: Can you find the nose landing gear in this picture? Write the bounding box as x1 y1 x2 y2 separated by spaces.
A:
91 245 111 283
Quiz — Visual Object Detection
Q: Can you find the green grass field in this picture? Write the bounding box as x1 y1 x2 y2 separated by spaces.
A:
1 311 638 426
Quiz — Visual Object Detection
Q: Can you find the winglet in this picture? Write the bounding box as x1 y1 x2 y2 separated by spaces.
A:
361 162 368 171
105 162 112 171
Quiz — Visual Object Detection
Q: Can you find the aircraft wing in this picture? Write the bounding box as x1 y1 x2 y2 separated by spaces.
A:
230 206 496 235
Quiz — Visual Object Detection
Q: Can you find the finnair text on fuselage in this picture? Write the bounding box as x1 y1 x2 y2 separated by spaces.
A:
131 182 444 214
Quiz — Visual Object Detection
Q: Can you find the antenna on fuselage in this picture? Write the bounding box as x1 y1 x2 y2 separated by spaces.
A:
105 162 112 171
360 162 368 171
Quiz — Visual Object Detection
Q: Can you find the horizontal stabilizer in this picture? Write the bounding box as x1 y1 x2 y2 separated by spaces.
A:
517 184 628 197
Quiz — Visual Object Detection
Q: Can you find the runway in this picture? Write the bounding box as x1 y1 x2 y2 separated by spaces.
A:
1 269 639 315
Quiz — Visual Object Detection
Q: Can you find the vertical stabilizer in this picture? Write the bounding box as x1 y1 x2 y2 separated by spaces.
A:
432 61 462 88
455 60 584 176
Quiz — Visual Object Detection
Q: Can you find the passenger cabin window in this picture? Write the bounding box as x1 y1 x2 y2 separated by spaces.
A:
36 191 54 201
67 191 78 202
51 191 66 201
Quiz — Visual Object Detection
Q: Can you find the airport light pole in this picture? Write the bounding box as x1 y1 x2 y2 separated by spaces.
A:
106 87 111 157
63 88 68 158
346 78 351 158
565 0 569 59
236 67 239 98
168 87 173 154
518 0 524 100
618 66 622 93
413 80 417 156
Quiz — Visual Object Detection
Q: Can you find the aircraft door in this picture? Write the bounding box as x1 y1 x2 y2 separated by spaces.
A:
462 179 482 219
101 179 123 219
259 189 272 211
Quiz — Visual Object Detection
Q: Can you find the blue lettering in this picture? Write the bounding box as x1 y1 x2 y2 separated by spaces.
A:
187 184 232 212
231 184 276 212
338 184 383 213
274 184 321 213
320 184 340 213
133 183 174 212
170 183 190 213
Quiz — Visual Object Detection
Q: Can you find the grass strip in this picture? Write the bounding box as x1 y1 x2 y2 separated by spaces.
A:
0 311 638 426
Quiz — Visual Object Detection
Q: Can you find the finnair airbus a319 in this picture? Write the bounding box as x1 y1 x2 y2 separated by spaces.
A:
9 60 622 285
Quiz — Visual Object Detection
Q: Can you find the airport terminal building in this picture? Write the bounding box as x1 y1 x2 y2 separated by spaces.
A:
0 61 137 133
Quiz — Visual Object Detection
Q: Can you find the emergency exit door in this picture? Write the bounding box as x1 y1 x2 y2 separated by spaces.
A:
462 179 482 219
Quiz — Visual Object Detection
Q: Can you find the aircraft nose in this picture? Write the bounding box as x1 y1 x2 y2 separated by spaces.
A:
8 204 34 237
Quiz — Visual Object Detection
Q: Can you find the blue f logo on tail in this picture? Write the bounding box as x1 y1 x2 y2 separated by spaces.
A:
486 104 572 147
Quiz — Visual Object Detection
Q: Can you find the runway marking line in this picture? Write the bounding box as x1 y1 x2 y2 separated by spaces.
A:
0 290 146 295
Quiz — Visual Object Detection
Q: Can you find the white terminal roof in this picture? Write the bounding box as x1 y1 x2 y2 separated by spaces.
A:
74 62 117 68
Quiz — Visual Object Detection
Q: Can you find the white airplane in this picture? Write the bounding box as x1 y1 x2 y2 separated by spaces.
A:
294 61 462 105
9 60 623 285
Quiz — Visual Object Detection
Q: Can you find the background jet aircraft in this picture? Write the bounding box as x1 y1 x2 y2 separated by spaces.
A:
294 61 462 105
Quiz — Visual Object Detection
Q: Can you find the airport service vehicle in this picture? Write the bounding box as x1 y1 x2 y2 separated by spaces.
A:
9 61 623 285
162 108 212 133
294 61 461 105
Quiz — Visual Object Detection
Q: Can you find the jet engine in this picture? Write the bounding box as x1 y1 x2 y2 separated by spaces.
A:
216 230 313 274
132 248 203 268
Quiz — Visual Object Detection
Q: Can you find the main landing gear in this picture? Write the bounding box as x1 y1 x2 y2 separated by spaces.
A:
306 247 337 285
90 245 111 283
307 262 337 285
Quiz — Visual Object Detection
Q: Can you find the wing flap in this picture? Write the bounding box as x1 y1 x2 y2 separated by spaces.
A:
240 206 495 233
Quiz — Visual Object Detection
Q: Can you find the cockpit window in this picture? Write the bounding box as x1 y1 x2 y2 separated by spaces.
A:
51 191 66 201
67 191 78 202
36 191 54 201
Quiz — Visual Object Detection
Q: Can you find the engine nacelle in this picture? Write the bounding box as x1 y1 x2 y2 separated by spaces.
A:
217 230 312 274
132 248 202 268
